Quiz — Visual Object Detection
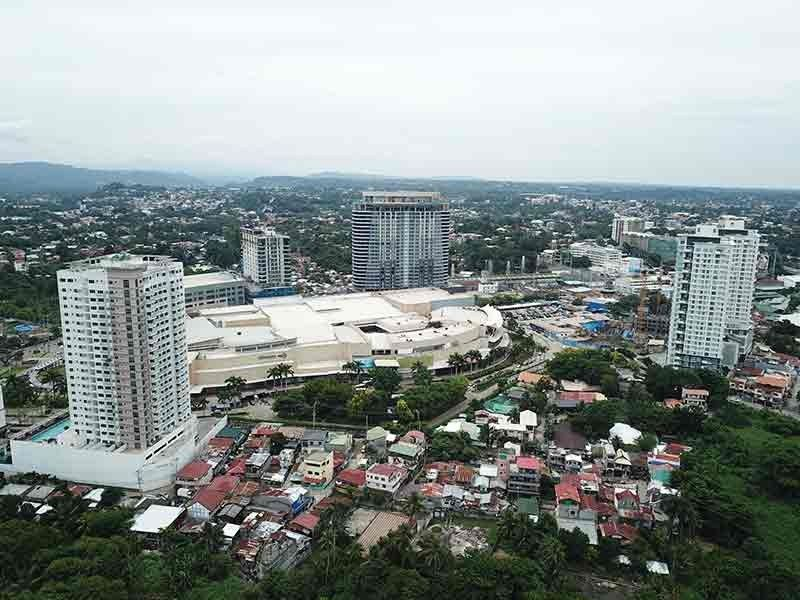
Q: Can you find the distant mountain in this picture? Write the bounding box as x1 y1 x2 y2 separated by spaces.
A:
0 162 204 194
307 171 390 180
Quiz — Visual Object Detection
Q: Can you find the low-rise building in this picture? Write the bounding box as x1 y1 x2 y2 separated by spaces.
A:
507 456 541 496
681 388 709 411
366 463 408 496
301 450 334 486
183 272 247 314
176 461 213 487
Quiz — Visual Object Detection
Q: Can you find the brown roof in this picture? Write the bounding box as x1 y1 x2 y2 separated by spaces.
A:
454 464 474 484
553 422 587 451
191 488 227 512
177 460 211 481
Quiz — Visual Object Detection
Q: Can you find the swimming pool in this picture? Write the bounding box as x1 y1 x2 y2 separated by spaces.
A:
30 418 71 442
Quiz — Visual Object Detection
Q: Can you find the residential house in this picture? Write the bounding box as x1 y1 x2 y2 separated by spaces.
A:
301 450 334 486
130 505 186 548
245 452 271 478
555 482 598 544
507 456 541 496
186 488 227 521
518 371 547 386
287 512 320 537
599 521 639 545
301 429 328 452
327 432 353 455
366 463 408 496
437 418 482 443
335 468 367 491
176 461 214 488
681 388 709 411
388 441 424 469
366 426 389 457
555 391 606 409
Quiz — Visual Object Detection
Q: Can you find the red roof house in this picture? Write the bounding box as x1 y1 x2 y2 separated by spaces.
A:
336 468 367 488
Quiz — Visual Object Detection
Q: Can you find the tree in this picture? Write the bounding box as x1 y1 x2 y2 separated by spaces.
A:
447 352 467 374
39 367 66 397
224 376 246 407
342 360 363 384
465 349 483 372
372 367 401 396
411 361 433 387
417 531 452 575
403 492 426 521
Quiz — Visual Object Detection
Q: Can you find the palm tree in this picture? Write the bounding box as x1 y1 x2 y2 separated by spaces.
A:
403 492 426 522
267 365 283 389
447 352 466 374
39 367 66 397
224 376 246 407
342 360 362 383
539 534 566 581
279 363 294 389
493 508 520 552
662 494 700 542
465 349 483 371
417 531 452 574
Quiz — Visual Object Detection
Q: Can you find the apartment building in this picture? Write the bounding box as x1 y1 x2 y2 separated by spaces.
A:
241 226 289 288
57 254 191 449
351 191 450 290
611 216 645 244
667 217 759 370
507 456 542 496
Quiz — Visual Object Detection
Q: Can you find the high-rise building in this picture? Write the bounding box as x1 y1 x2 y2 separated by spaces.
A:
57 254 191 449
667 217 759 370
611 216 645 244
351 191 450 290
241 226 289 288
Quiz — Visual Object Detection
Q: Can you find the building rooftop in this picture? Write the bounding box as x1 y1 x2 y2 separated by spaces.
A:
130 505 185 534
184 271 245 288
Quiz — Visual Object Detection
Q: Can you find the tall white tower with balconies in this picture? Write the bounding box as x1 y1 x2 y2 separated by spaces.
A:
351 191 450 290
667 217 759 370
57 254 191 450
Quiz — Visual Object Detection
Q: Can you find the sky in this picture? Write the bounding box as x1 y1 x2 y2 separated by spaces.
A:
1 2 799 187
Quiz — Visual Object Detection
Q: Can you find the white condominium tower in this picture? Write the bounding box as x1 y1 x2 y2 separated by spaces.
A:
351 191 450 290
667 217 759 370
241 226 289 287
57 254 191 450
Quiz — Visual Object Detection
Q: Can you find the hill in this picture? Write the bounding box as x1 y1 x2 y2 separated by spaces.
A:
0 162 204 194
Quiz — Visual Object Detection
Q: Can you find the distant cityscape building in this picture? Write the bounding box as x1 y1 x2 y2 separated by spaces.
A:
184 272 247 314
57 254 192 449
619 231 678 264
568 242 640 276
351 191 450 290
667 217 759 370
241 226 289 288
611 216 645 245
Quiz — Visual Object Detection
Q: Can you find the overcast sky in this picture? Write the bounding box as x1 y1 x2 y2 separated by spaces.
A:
1 2 799 187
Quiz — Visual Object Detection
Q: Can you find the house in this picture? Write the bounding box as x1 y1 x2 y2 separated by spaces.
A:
366 426 389 457
388 441 424 469
560 380 602 393
215 425 247 446
680 388 709 411
609 423 642 446
301 450 334 486
175 460 214 487
555 391 606 409
599 521 639 544
437 418 482 443
366 463 408 496
245 452 271 477
335 468 367 491
327 432 353 455
507 456 541 496
400 430 427 447
130 505 186 547
564 453 583 472
614 488 640 519
250 486 311 519
301 429 328 452
518 371 547 386
506 386 528 402
208 475 241 494
555 482 598 544
287 512 320 537
186 488 227 521
349 508 414 554
553 421 588 452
